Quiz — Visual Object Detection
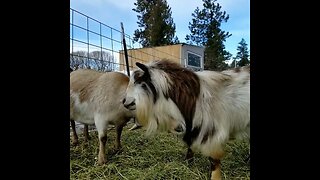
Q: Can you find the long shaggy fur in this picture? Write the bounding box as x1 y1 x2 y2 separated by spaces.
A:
124 60 250 157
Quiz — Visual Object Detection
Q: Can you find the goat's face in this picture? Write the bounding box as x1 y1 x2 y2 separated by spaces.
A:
123 62 158 127
123 61 187 135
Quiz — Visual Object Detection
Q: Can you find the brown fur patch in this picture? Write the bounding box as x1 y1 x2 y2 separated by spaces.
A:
151 60 201 145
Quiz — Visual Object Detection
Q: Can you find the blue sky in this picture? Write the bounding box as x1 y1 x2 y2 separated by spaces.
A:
70 0 250 62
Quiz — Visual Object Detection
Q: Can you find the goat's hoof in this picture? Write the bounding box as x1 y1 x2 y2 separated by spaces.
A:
129 124 142 131
72 141 79 146
97 159 107 165
185 157 194 164
114 145 122 152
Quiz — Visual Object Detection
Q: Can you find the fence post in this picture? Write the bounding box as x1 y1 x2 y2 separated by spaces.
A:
121 22 130 77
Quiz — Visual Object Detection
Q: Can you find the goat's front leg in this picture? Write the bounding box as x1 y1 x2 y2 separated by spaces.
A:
115 123 125 151
96 119 108 165
185 147 194 163
209 150 225 180
70 120 78 146
97 133 107 165
83 124 90 142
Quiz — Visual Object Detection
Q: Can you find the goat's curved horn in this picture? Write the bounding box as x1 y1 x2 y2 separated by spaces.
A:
136 62 148 73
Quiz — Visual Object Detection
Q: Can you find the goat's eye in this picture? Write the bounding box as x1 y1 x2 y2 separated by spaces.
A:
141 83 147 89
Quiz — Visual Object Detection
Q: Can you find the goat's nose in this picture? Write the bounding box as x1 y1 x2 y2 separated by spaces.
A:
123 97 136 110
124 101 135 109
174 125 184 133
122 98 126 104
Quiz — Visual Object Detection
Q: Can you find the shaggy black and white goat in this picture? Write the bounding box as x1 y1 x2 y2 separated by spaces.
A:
122 60 250 180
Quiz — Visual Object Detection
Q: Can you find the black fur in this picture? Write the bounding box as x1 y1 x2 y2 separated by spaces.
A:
134 64 158 103
201 127 215 144
184 125 201 146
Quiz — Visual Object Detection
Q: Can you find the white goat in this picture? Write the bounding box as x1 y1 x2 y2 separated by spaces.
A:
69 67 90 145
70 69 135 165
122 60 250 180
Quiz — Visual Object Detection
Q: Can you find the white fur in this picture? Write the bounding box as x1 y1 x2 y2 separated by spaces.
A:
124 62 250 159
70 69 135 164
70 92 95 125
126 67 186 135
191 69 250 156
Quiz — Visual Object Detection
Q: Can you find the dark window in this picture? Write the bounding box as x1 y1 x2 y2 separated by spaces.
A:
187 52 201 68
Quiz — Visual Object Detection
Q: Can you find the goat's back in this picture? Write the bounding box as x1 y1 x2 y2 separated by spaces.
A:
188 66 250 155
70 69 132 124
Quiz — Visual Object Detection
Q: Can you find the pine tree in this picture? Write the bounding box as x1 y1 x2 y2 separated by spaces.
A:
186 0 231 71
235 38 250 67
133 0 178 47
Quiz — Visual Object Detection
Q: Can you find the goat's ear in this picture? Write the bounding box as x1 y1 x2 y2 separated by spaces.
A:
136 62 149 73
134 62 149 80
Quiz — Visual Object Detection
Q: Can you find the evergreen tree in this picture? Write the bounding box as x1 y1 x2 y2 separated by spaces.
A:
186 0 231 71
235 38 250 67
133 0 178 47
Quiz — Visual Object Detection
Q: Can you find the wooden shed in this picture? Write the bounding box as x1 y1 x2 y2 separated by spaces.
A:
119 43 204 71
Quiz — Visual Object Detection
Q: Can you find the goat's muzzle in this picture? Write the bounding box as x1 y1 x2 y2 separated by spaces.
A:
123 97 136 110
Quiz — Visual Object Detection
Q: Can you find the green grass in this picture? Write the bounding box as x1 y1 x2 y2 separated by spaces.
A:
70 125 250 180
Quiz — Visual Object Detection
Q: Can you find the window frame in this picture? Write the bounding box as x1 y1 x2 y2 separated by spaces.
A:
186 51 202 70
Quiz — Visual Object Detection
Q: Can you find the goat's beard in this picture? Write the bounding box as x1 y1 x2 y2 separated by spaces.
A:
135 94 158 135
136 100 151 127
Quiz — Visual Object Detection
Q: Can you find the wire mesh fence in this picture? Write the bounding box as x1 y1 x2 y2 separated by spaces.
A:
70 8 187 74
